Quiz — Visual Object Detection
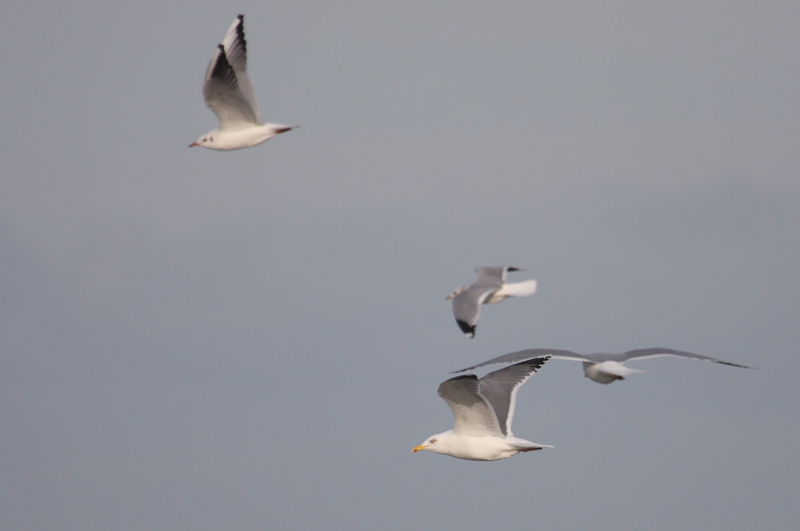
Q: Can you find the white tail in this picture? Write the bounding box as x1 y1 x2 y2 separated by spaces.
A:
498 279 538 298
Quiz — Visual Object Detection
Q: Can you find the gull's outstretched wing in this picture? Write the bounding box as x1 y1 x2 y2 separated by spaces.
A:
219 15 260 121
597 348 757 368
454 348 586 373
478 357 550 436
202 15 261 129
474 266 515 283
451 286 497 337
437 375 501 437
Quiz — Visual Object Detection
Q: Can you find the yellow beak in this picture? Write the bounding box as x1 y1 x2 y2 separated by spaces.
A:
412 445 427 452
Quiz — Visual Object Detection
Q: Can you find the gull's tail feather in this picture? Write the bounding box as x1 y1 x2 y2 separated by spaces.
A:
509 437 553 452
497 279 537 298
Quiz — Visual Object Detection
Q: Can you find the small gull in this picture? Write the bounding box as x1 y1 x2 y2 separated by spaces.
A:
190 15 293 151
454 347 756 384
446 266 537 338
413 357 553 461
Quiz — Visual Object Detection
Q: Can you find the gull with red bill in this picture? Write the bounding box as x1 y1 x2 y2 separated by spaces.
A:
191 15 293 151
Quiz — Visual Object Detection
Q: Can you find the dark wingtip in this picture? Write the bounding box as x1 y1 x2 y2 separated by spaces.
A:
507 266 521 272
456 320 476 338
209 45 237 87
234 15 247 54
715 360 758 369
274 127 293 134
523 355 551 372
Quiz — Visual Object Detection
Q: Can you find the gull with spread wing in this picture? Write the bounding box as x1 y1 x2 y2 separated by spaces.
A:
446 266 537 338
455 348 756 384
191 15 293 151
413 357 553 461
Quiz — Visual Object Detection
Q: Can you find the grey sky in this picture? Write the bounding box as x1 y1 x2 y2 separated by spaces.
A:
2 1 799 530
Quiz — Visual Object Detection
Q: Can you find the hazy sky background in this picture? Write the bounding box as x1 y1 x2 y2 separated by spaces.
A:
2 1 799 530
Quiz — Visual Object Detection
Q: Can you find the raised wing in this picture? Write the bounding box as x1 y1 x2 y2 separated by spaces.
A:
454 348 586 373
603 348 756 368
451 286 496 337
474 266 510 282
437 375 501 437
202 16 260 129
220 15 261 122
478 357 550 436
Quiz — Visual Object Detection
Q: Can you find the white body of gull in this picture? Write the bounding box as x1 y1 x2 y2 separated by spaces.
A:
447 266 537 338
413 357 552 461
455 348 756 385
190 15 292 151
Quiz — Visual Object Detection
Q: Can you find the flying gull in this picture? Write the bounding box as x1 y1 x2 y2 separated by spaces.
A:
454 348 756 384
446 266 537 338
190 15 293 151
413 357 553 461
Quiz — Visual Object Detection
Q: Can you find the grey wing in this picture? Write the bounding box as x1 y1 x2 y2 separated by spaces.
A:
606 348 756 368
475 266 511 283
478 357 550 436
202 44 259 129
438 375 501 437
219 15 261 123
454 348 587 373
451 285 497 337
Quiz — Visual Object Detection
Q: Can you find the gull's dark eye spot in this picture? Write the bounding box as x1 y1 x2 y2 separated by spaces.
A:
430 438 437 444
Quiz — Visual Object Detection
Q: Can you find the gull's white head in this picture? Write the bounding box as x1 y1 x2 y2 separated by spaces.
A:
446 286 467 300
411 430 455 455
189 130 219 149
412 436 437 453
412 432 450 455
